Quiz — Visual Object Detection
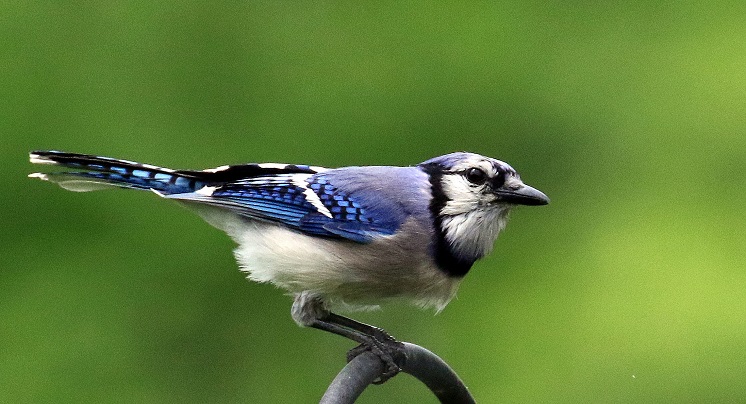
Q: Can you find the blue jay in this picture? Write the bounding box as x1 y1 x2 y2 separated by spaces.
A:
29 150 548 381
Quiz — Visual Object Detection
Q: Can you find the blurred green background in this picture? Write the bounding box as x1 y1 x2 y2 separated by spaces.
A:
2 1 745 402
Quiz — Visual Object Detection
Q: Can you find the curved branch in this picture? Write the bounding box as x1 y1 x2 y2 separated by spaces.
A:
320 342 475 404
319 351 384 403
400 342 476 403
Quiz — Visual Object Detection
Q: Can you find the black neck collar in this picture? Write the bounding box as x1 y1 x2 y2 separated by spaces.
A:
419 163 474 278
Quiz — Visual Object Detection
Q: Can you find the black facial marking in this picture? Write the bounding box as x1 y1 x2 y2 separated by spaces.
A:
491 169 507 189
419 163 475 278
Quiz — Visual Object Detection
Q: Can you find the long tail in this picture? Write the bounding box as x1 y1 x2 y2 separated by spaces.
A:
29 150 323 195
28 151 208 195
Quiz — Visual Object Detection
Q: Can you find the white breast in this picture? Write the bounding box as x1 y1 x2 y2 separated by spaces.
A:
193 205 463 313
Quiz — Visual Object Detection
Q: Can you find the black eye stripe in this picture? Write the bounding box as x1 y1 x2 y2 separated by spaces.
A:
492 171 507 188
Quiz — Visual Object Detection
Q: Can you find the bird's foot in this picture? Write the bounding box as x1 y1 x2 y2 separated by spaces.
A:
306 308 408 384
346 330 406 384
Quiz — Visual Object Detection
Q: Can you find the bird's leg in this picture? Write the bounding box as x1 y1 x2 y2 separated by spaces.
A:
310 312 406 383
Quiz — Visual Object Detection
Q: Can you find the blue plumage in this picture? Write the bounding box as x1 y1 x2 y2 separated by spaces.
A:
29 150 404 243
191 172 401 243
30 149 550 383
208 176 320 230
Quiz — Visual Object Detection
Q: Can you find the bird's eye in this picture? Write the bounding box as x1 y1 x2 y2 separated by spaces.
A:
465 168 488 185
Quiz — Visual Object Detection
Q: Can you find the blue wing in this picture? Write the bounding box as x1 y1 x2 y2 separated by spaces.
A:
30 151 407 243
166 173 400 243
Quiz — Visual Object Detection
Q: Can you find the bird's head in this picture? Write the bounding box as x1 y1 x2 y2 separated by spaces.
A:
419 152 549 273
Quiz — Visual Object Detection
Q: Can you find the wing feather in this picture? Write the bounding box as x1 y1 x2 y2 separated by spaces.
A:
30 151 403 243
166 173 399 243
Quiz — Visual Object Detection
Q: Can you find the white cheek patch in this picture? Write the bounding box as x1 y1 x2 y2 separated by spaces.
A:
437 168 514 260
439 175 482 216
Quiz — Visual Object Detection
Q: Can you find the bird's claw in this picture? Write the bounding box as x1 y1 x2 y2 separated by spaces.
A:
347 337 406 384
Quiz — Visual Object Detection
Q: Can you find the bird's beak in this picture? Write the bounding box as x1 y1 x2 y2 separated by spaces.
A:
495 183 549 206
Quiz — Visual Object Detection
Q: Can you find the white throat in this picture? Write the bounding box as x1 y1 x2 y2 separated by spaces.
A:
440 206 511 261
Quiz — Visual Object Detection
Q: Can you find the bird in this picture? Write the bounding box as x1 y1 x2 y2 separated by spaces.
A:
29 150 549 381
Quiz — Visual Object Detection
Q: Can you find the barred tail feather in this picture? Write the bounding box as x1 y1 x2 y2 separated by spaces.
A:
28 151 204 195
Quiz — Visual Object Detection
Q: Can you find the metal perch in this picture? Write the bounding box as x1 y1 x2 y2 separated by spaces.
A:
320 342 476 403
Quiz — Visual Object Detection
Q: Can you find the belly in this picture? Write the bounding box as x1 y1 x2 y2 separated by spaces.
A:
232 218 463 312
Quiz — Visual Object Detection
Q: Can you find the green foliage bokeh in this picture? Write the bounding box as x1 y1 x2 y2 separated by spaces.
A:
2 2 745 402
